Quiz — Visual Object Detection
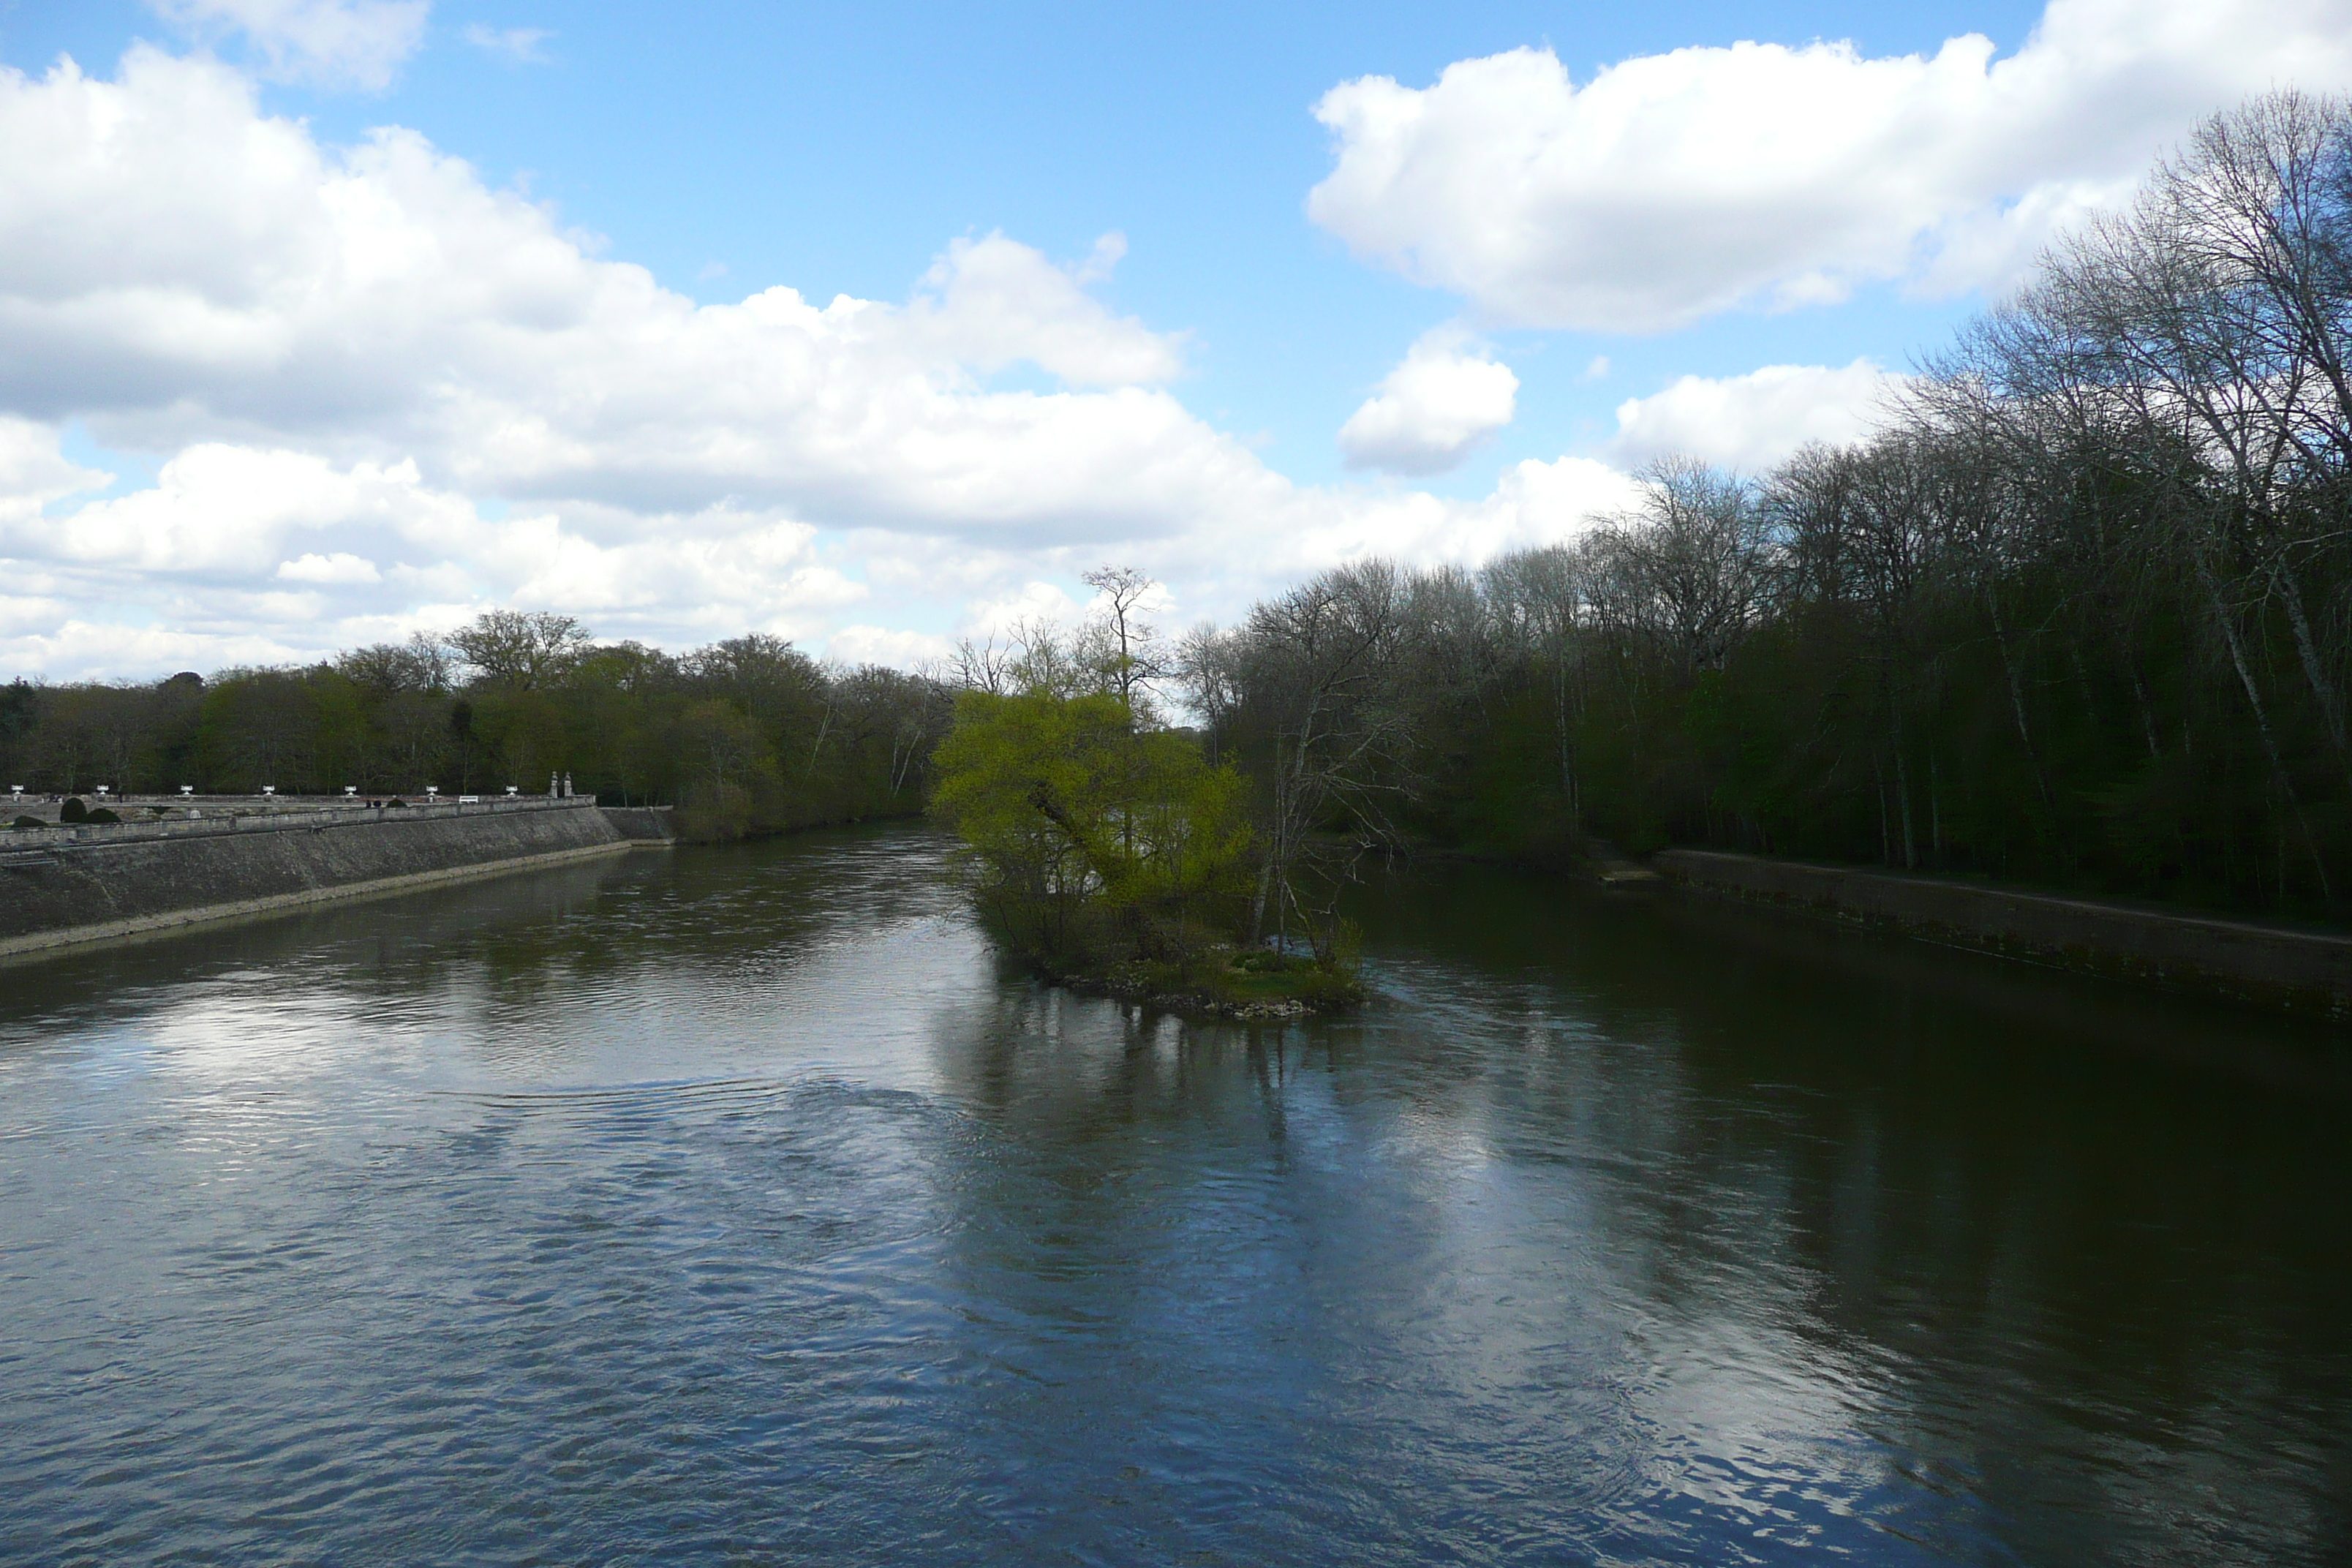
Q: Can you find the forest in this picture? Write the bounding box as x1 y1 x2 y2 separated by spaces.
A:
8 94 2352 918
0 614 951 843
1180 93 2352 920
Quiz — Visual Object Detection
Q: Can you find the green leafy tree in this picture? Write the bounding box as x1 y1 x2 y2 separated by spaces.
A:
671 698 779 840
7 630 945 843
0 679 39 786
931 688 1255 968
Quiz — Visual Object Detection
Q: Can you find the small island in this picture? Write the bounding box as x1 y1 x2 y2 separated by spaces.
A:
928 582 1365 1020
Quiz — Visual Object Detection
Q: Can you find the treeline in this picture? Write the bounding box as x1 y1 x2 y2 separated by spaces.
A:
12 94 2351 916
0 612 951 842
1180 94 2352 919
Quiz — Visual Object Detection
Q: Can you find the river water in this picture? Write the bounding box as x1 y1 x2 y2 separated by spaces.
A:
3 823 2348 1566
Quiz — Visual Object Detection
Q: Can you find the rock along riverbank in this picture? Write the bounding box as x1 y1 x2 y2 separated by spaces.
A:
0 796 674 960
1653 848 2352 1023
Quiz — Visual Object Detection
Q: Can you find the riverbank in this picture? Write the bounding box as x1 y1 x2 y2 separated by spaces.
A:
1009 943 1361 1021
672 802 927 845
1652 848 2352 1022
0 797 674 960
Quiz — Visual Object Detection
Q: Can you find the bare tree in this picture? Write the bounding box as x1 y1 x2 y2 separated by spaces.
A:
1227 560 1418 957
1480 544 1588 825
448 611 594 690
337 630 453 693
950 633 1018 696
1597 456 1770 675
1079 564 1169 721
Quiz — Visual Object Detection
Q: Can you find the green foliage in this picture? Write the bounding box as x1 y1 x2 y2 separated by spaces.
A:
82 807 120 825
0 679 37 774
670 698 776 842
1 613 953 843
932 688 1257 971
10 815 42 830
58 796 85 823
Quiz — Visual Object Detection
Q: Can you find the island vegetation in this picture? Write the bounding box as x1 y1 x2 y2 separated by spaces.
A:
925 569 1363 1014
6 94 2350 933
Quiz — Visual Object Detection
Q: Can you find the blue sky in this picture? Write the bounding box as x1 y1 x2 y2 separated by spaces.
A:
0 0 2343 675
4 0 2044 489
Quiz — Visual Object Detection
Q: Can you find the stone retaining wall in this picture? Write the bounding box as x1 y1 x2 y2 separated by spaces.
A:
1651 848 2352 1022
0 798 674 959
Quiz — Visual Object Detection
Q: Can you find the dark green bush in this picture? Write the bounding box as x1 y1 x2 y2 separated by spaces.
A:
83 807 121 824
59 796 86 823
10 815 42 830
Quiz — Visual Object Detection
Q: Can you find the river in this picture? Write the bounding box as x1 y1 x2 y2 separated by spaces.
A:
3 822 2348 1565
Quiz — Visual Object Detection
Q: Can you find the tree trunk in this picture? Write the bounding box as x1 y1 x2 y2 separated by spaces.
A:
2269 556 2352 796
2197 551 2332 900
1984 580 2054 811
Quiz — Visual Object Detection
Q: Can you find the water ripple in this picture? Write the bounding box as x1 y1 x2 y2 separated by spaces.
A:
0 825 2346 1565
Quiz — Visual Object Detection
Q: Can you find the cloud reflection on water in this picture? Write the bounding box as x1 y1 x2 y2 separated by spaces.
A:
0 823 2346 1564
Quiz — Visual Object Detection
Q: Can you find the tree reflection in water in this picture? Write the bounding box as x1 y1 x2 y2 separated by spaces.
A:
1 821 2345 1565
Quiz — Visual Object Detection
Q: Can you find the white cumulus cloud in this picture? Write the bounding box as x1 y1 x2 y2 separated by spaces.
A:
461 24 551 64
0 440 873 672
1338 329 1519 475
828 625 957 669
0 50 1215 535
894 233 1183 388
1608 359 1899 472
0 47 1648 679
148 0 431 90
0 418 110 524
276 551 381 583
964 579 1086 636
1305 0 2352 331
32 445 469 576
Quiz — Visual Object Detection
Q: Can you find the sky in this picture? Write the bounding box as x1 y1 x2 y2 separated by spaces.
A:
4 0 2351 679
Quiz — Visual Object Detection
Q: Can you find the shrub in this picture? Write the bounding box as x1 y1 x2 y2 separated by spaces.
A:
10 815 42 830
83 807 121 825
59 796 86 823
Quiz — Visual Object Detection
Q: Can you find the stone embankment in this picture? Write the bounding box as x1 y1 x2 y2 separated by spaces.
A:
0 796 674 960
1653 848 2352 1022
